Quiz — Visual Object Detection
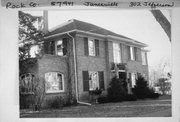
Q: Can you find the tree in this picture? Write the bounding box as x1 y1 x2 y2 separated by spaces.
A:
107 76 127 102
132 75 150 99
19 11 44 61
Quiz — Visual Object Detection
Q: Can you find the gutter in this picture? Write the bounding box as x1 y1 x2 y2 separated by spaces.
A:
67 32 91 106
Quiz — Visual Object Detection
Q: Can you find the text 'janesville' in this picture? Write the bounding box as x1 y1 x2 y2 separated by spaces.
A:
83 2 118 7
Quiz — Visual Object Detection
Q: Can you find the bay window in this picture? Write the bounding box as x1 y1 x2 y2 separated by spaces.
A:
45 72 64 93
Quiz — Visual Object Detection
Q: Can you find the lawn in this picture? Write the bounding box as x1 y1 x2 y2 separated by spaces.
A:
20 95 171 118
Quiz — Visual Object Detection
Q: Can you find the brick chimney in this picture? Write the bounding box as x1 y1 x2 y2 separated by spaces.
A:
43 10 49 34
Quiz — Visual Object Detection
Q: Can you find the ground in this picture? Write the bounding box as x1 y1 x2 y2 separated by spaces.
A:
20 95 171 118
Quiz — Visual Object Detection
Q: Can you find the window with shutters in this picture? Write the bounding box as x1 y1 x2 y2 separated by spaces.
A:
44 38 68 56
84 37 99 56
83 71 104 91
128 46 136 61
113 42 122 63
45 72 64 93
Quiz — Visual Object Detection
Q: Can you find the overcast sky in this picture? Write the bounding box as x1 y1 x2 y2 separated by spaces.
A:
24 9 171 71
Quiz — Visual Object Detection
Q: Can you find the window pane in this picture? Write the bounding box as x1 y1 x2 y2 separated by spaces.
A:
113 43 121 63
56 40 63 56
131 73 136 88
89 71 99 90
88 39 95 56
45 72 64 93
130 46 135 60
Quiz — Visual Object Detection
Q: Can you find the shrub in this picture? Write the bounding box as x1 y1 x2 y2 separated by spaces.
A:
47 96 64 109
125 94 137 101
97 96 109 104
108 76 127 102
148 93 160 99
20 94 34 109
132 75 150 99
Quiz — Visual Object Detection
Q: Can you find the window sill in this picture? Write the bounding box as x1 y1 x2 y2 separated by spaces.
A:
46 91 64 94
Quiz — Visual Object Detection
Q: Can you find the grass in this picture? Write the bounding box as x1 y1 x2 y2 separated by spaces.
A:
20 95 171 118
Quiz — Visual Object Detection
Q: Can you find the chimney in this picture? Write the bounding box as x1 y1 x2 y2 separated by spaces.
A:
43 10 49 34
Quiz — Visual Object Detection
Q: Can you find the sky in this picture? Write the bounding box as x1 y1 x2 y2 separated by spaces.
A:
24 9 171 71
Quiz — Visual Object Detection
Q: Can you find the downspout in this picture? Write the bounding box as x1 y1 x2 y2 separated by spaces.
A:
67 33 91 106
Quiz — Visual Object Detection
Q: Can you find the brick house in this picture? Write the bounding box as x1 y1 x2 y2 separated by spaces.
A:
20 16 149 106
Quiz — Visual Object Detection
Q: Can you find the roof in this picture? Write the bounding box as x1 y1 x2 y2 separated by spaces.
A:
45 19 147 47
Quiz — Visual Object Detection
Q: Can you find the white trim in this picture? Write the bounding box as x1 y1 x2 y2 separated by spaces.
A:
111 70 126 72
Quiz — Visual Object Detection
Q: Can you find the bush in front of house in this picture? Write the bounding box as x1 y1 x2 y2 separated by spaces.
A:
124 94 138 101
132 75 160 99
47 96 64 109
107 76 127 102
97 96 109 104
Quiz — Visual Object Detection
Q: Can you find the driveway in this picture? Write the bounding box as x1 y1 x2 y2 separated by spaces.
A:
20 96 171 118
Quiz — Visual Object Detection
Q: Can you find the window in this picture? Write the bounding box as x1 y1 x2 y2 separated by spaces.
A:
20 73 35 93
130 46 135 60
43 38 68 56
56 40 63 56
45 72 64 93
141 51 147 65
129 73 136 88
88 39 95 56
89 71 99 90
84 37 99 56
113 42 122 63
83 71 104 91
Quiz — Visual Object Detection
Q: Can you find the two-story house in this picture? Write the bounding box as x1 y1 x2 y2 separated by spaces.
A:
20 14 149 106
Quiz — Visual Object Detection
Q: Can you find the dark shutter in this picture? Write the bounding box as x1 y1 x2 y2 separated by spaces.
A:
63 38 68 56
84 37 89 56
50 41 55 55
95 39 99 56
43 41 50 54
134 47 137 61
82 71 89 91
98 71 104 90
127 46 130 60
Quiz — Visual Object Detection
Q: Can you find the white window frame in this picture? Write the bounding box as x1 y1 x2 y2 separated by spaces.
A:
45 72 64 93
88 38 96 56
141 51 147 65
130 46 135 61
89 71 99 91
55 40 63 56
113 42 122 63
